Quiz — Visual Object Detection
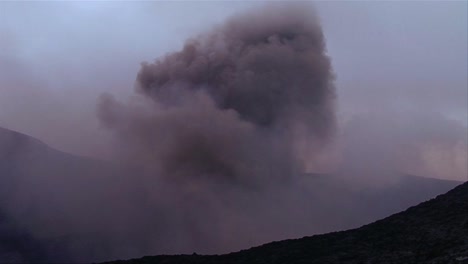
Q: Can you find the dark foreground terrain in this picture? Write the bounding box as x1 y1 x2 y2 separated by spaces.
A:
0 127 464 263
104 182 468 264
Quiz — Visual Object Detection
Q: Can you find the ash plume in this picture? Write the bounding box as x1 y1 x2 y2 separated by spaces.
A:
2 3 466 263
98 3 336 185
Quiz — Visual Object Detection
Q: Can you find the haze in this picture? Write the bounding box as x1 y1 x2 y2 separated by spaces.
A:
0 2 467 263
1 2 466 181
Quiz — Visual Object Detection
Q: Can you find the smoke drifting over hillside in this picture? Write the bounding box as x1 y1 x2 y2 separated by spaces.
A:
0 2 466 263
98 3 335 185
83 3 339 259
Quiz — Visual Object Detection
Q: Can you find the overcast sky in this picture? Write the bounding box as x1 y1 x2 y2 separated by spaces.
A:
0 1 466 179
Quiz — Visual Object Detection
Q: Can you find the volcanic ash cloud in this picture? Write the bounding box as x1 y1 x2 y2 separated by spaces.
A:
98 3 336 186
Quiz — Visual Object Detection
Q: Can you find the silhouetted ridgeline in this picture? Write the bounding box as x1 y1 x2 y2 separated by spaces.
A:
102 182 468 264
0 126 463 263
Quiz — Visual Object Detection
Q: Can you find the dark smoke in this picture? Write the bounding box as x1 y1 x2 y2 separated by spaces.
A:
98 3 335 186
2 3 465 263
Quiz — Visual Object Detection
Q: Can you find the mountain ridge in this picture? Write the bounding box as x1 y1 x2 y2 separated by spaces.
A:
102 181 468 264
0 126 464 263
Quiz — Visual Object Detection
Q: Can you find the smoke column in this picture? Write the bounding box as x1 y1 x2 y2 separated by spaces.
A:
2 3 465 263
4 3 339 262
98 3 335 187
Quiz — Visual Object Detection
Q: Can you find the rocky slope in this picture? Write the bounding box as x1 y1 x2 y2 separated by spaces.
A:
0 127 463 263
103 181 468 264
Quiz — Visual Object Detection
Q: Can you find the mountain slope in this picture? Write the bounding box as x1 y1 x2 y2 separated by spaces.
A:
0 127 128 262
103 181 468 264
0 127 464 263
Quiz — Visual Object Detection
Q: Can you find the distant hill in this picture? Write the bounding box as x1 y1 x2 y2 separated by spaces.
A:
0 127 464 263
0 127 124 263
103 181 468 264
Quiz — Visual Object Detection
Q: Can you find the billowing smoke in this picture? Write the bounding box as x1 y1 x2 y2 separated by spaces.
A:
72 3 338 260
1 2 465 264
98 3 335 186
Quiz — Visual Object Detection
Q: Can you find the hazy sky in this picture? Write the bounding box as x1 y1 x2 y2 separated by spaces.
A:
0 1 466 179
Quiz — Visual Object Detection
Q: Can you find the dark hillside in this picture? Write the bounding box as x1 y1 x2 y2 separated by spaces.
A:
0 127 464 263
103 182 468 264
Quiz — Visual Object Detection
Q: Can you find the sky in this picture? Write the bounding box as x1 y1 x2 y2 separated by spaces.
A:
0 1 467 180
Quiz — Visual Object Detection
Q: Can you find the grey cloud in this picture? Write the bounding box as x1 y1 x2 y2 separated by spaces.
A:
98 3 335 185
